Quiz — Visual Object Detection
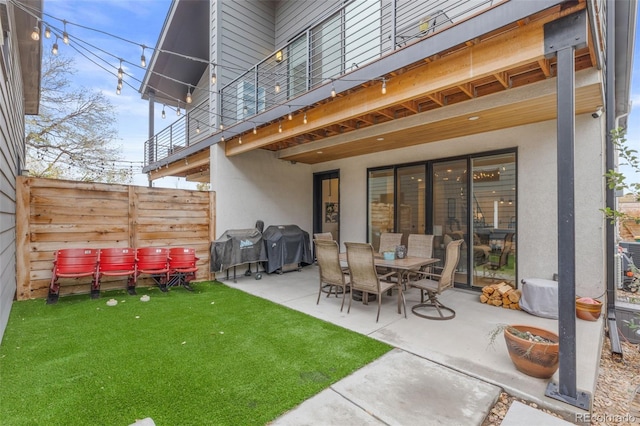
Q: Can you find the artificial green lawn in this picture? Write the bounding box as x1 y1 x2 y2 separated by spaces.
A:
0 282 392 425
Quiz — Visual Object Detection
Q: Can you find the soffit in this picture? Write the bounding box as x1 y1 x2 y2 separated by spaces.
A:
12 0 42 114
140 0 209 106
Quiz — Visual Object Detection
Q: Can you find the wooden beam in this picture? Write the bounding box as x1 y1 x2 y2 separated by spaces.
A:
401 101 418 113
538 58 552 77
226 16 549 157
457 83 475 98
494 71 510 89
427 92 445 107
148 149 210 181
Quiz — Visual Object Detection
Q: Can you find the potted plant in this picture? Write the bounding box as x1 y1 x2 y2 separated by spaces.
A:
575 296 603 321
490 324 559 379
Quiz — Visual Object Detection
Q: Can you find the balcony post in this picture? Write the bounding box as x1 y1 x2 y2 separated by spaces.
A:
543 9 590 410
147 90 155 163
391 0 397 50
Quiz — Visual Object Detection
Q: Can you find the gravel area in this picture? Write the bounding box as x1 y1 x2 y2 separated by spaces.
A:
482 300 640 426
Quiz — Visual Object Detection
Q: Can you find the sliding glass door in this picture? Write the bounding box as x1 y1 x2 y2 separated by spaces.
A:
366 150 517 289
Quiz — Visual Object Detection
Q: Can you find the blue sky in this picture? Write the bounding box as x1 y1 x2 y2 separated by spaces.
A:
41 1 640 187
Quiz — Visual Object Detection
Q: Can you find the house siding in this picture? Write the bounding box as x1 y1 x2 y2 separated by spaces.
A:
0 6 28 342
274 1 341 46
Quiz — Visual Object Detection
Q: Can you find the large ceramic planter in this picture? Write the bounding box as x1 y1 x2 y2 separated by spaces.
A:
503 325 559 379
575 297 603 321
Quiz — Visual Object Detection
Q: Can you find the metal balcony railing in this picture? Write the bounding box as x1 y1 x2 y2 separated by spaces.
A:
146 0 499 167
219 0 498 130
144 100 209 167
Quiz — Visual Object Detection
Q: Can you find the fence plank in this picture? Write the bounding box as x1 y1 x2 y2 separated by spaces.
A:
15 177 215 300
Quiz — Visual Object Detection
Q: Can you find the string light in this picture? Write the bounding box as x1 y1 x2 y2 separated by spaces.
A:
51 37 59 55
253 125 257 135
238 136 242 144
219 123 224 130
196 121 201 133
116 85 121 95
161 105 166 119
220 135 225 142
62 20 69 44
278 121 282 133
11 1 403 146
117 78 123 90
117 59 124 79
31 23 40 41
381 78 387 95
186 86 192 104
140 46 146 68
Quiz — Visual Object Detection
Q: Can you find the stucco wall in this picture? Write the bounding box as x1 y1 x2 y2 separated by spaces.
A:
308 115 606 297
210 144 312 237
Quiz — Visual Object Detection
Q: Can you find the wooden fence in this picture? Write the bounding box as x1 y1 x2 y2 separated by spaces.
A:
16 176 215 300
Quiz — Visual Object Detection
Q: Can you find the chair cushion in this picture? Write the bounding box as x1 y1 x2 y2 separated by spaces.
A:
410 278 439 293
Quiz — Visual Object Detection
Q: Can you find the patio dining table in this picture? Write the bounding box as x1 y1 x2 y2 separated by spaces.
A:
339 252 440 313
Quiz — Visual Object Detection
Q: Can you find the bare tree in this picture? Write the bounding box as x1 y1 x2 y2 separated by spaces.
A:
25 49 132 183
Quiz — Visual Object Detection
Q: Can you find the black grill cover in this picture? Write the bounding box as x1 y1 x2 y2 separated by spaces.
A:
262 225 312 273
210 228 267 272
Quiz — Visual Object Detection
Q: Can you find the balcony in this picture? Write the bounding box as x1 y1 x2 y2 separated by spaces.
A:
143 0 604 178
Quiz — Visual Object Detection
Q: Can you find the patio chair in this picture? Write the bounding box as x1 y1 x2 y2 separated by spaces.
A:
404 234 435 286
407 239 463 320
136 247 170 292
47 248 100 304
313 232 333 240
345 242 404 322
378 232 402 254
96 248 137 297
167 247 199 291
483 233 514 281
314 239 350 311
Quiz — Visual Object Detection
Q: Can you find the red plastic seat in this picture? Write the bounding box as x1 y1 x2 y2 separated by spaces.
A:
47 248 99 304
136 247 170 292
168 247 199 291
97 248 137 296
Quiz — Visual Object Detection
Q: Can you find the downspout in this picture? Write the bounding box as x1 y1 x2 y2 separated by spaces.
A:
604 0 623 358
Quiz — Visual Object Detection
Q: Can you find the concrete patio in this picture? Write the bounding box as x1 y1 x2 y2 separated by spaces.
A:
218 264 602 424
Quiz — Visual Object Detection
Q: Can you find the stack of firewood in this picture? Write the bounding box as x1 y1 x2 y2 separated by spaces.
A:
480 282 521 310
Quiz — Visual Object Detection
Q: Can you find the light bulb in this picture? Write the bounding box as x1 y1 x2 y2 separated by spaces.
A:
186 89 192 104
51 42 59 55
161 106 166 119
278 122 282 133
140 54 146 68
118 64 123 79
196 124 201 134
253 126 257 135
288 112 292 121
331 83 336 98
44 26 51 38
239 136 242 144
221 135 225 142
31 26 40 41
62 21 69 44
303 112 308 124
275 82 280 93
381 78 387 95
211 72 217 85
219 123 224 130
117 79 123 90
116 86 121 95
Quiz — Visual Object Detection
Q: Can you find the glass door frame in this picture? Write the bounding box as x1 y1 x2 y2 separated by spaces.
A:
313 169 340 243
365 148 517 289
